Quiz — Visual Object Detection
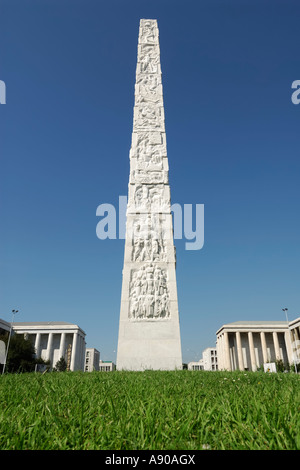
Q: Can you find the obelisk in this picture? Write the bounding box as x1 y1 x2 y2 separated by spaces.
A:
116 19 182 370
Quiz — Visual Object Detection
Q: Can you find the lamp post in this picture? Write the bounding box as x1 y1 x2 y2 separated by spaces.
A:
282 308 298 373
2 309 18 374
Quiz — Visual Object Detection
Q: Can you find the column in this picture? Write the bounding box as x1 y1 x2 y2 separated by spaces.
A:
46 333 54 364
294 328 300 363
59 332 66 360
236 331 244 370
35 333 41 358
224 332 232 370
216 335 223 370
70 332 78 371
284 330 294 365
248 331 257 371
295 326 300 364
82 336 86 370
260 331 268 364
78 334 84 371
231 335 237 370
273 331 281 360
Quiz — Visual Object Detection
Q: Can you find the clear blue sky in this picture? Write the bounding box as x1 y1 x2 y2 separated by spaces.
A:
0 0 299 363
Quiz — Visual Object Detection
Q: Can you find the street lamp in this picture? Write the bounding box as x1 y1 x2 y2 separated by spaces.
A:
282 308 298 373
2 309 19 375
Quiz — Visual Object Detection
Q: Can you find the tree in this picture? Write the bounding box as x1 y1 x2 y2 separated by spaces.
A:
5 334 36 372
275 359 291 372
54 356 67 372
0 333 49 373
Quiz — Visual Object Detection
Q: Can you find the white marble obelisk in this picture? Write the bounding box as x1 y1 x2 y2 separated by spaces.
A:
116 19 182 370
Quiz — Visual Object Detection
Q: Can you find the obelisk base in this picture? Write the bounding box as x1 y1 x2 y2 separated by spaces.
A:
117 320 182 371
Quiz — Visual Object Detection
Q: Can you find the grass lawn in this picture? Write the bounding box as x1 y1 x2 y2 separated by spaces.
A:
0 370 299 450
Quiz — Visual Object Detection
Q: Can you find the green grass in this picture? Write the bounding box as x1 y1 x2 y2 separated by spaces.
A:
0 370 299 450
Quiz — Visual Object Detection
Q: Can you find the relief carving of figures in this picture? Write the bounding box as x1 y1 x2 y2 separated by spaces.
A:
139 44 160 59
131 131 165 165
135 75 162 105
136 151 163 170
131 184 169 211
131 132 163 157
139 21 158 44
139 45 160 74
129 263 170 320
134 105 164 130
131 169 168 184
135 145 163 169
132 237 165 262
130 215 167 261
139 53 160 74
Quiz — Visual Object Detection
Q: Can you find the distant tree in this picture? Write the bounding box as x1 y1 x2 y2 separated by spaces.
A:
54 356 67 372
4 334 36 372
0 333 49 373
275 359 290 372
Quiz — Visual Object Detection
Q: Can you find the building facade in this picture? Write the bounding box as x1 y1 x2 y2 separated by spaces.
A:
187 348 218 371
188 360 204 371
12 321 86 371
99 360 116 372
0 318 10 336
202 347 218 371
85 348 100 372
289 317 300 359
216 318 300 371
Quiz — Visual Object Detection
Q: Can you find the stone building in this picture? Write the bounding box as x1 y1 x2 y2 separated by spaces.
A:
12 321 86 371
0 318 10 337
188 360 204 371
99 360 116 372
85 348 100 372
216 318 300 371
202 347 218 371
187 348 218 371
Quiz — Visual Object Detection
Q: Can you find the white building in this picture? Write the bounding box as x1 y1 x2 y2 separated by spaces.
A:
202 347 218 371
85 348 100 372
12 321 86 371
99 360 116 372
216 318 300 371
187 348 218 371
188 360 204 370
0 318 10 336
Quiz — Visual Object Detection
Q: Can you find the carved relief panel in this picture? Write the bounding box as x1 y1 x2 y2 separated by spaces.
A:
135 75 163 106
139 20 159 44
127 184 170 213
133 105 165 131
130 131 166 162
137 44 161 75
129 263 170 320
128 213 170 243
132 237 166 263
130 169 168 184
